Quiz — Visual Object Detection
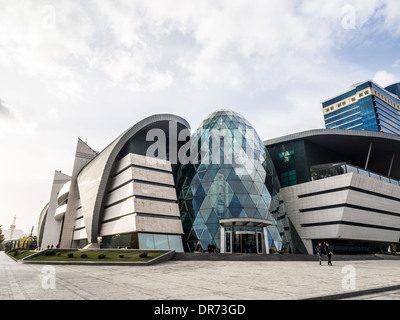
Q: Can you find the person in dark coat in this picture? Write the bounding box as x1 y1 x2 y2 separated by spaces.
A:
326 242 333 266
315 242 323 265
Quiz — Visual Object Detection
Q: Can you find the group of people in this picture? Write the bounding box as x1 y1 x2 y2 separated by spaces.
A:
207 243 217 253
315 241 333 265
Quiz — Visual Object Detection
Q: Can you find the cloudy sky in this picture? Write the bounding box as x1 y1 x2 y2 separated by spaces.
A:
1 0 400 233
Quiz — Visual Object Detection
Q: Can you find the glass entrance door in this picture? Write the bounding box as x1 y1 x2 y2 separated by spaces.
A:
223 226 265 254
257 232 263 254
233 232 257 253
225 231 232 253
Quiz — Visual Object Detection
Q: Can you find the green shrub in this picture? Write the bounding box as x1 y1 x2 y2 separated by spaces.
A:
139 252 148 258
98 254 106 259
13 250 19 257
56 252 62 256
119 254 124 259
67 253 74 258
80 253 88 258
45 250 56 256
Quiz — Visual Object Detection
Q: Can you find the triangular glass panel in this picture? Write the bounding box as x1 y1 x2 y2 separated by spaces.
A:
180 201 188 212
206 210 219 225
242 180 253 192
244 196 255 208
250 194 261 206
220 168 232 179
207 194 218 207
193 224 205 239
229 194 241 208
200 227 212 242
258 199 268 211
200 208 211 222
202 171 211 184
201 180 212 193
223 208 232 219
239 209 248 218
194 184 205 198
200 197 212 210
217 207 228 219
236 193 248 206
253 209 264 219
182 214 193 229
208 167 219 181
192 197 204 212
207 223 220 238
188 229 199 242
229 206 242 218
235 182 248 194
227 169 238 180
249 183 259 195
228 180 240 193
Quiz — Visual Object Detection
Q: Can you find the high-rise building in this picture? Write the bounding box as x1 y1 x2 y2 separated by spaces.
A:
322 81 400 135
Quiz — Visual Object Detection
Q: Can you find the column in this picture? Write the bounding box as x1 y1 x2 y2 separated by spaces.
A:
220 225 225 253
263 226 270 254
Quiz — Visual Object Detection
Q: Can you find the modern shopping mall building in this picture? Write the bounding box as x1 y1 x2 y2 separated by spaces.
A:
38 108 400 254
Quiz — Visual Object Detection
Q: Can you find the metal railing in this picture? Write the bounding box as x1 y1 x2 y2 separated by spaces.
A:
310 162 400 186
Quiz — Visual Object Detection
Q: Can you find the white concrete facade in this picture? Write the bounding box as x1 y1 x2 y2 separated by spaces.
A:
281 172 400 254
99 153 183 238
39 170 71 249
38 114 190 251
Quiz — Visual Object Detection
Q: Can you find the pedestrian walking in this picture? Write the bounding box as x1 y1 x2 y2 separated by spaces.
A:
326 242 333 266
322 241 327 254
315 242 323 265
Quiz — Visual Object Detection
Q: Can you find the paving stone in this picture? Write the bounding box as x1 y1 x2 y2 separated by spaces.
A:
1 251 400 300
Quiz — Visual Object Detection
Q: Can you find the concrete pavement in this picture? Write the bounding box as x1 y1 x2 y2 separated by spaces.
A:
1 251 400 300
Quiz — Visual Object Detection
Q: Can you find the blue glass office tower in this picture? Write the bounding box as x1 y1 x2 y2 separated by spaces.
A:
176 109 292 254
322 81 400 135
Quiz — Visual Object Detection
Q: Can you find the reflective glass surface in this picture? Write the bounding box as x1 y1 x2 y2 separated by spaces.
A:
324 81 400 135
138 233 184 252
176 109 292 252
385 82 400 99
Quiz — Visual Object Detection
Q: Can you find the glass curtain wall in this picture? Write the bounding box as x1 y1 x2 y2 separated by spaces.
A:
176 109 292 253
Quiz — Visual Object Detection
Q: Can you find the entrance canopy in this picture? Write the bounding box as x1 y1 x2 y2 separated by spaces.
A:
220 218 272 228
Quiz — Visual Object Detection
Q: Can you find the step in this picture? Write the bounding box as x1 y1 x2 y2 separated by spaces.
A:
171 252 384 262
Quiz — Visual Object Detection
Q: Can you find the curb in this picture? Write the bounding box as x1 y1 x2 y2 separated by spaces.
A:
304 284 400 300
21 249 175 266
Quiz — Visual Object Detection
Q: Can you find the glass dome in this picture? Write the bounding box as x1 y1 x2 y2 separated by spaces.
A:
176 109 292 253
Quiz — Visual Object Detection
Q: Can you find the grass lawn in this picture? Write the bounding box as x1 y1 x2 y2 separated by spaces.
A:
6 250 37 260
26 250 165 262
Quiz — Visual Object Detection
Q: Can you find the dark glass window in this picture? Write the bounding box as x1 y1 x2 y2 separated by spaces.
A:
278 149 294 163
281 170 297 187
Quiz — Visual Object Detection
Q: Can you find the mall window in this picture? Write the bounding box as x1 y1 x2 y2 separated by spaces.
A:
279 149 295 163
281 170 297 187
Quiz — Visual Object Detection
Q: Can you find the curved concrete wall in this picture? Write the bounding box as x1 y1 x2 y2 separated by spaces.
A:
77 114 190 244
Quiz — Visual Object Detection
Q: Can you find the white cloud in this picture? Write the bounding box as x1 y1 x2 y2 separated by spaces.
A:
0 98 37 136
0 98 13 118
379 1 400 36
0 0 398 97
1 0 400 235
372 70 400 87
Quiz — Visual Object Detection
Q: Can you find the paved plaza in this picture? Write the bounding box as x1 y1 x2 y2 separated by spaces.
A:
1 251 400 300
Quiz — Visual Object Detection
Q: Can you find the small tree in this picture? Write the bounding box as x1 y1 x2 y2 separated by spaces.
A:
0 225 5 251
